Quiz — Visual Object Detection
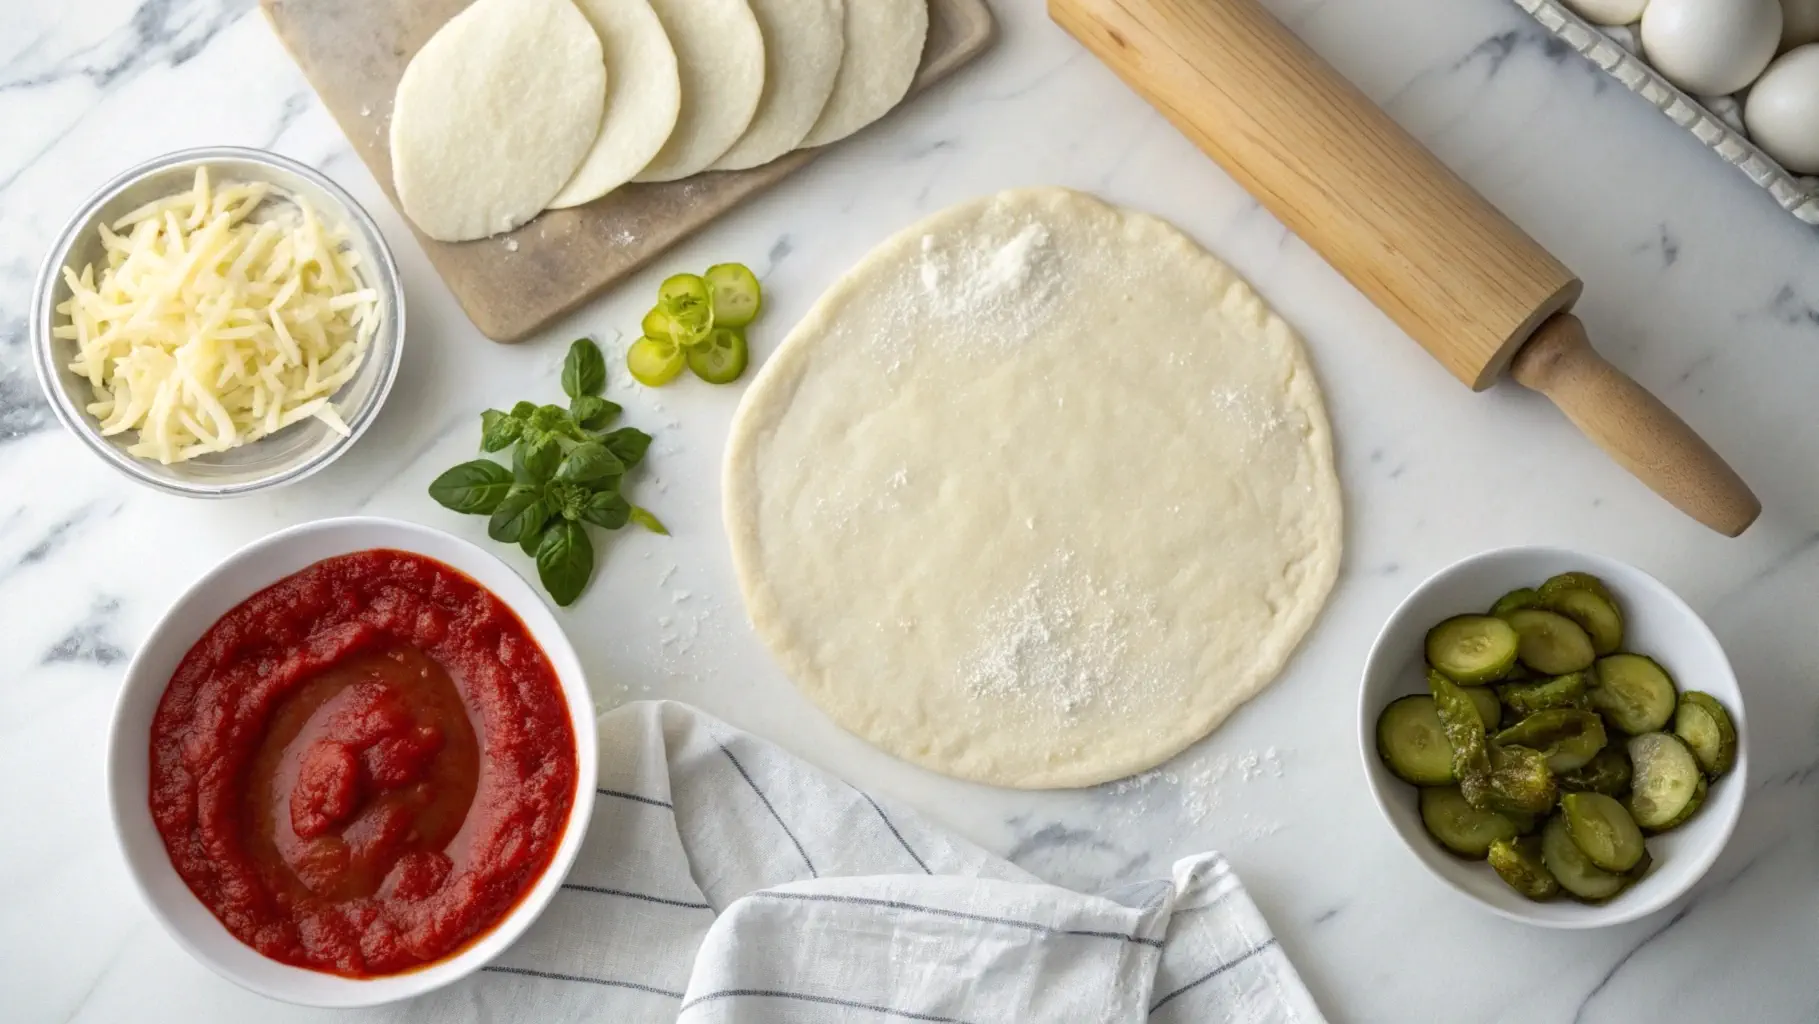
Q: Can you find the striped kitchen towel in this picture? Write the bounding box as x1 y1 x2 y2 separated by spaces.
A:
382 701 1325 1023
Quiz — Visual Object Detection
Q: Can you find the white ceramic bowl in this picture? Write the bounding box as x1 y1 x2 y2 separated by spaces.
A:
1358 546 1746 928
107 517 597 1006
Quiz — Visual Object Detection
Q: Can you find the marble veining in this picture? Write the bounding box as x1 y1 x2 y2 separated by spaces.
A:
3 0 1818 1021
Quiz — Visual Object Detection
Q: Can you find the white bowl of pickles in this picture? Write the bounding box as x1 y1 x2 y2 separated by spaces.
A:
1359 547 1746 928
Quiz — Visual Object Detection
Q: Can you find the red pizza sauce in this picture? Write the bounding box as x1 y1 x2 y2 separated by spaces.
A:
149 549 576 977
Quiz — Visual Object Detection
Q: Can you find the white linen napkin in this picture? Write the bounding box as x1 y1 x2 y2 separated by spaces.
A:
379 701 1324 1023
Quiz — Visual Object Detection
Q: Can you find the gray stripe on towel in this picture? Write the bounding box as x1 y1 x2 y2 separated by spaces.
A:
753 890 1166 948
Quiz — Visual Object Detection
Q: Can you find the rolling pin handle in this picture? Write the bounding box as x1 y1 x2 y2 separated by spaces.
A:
1510 314 1761 537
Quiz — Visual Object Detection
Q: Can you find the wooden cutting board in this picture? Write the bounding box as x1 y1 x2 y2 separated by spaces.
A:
262 0 995 342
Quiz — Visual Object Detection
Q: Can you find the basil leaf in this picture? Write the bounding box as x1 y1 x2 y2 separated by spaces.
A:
581 489 631 530
479 409 523 452
544 481 593 521
514 437 560 484
629 505 669 536
561 337 608 399
530 404 568 431
599 427 653 470
519 519 547 556
555 442 624 485
511 400 537 420
488 485 548 544
537 519 594 607
428 460 513 515
571 394 620 431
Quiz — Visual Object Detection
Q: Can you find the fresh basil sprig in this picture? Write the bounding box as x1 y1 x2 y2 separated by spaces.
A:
427 337 665 606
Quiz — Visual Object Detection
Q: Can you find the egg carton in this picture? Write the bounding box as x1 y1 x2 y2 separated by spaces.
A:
1516 0 1819 224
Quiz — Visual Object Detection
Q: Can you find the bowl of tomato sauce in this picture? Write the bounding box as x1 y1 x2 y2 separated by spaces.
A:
106 517 597 1007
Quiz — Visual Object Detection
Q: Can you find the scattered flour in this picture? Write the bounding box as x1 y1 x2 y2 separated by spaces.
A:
909 220 1063 349
958 562 1162 720
1100 747 1290 836
1209 386 1291 443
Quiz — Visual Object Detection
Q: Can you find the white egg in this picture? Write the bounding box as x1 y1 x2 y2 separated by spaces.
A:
1565 0 1650 25
1783 0 1819 49
1745 44 1819 172
1642 0 1782 95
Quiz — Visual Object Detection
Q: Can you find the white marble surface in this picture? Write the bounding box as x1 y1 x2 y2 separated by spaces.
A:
3 1 1817 1021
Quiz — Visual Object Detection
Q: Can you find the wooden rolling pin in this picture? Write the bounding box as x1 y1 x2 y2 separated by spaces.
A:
1051 0 1760 536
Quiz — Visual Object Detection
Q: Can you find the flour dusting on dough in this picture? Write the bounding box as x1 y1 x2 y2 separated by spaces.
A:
917 223 1061 343
960 558 1169 724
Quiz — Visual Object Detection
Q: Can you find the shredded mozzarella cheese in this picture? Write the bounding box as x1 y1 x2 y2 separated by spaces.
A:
54 167 380 465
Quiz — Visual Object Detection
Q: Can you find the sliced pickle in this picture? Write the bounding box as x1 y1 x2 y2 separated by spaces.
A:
1559 746 1633 798
1674 691 1737 778
1561 792 1646 873
1484 744 1558 815
1377 695 1454 786
1538 571 1615 604
1428 671 1493 803
1502 609 1597 675
1541 813 1628 903
1627 732 1706 832
1465 686 1502 735
1592 654 1678 735
1426 614 1520 684
1489 587 1544 618
703 262 762 328
1495 709 1608 774
1488 836 1559 901
1544 586 1624 655
1497 671 1591 720
1420 786 1523 859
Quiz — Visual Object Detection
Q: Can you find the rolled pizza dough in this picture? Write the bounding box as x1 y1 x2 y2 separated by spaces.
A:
711 0 845 171
799 0 928 148
390 0 606 241
724 188 1342 789
549 0 682 208
634 0 766 183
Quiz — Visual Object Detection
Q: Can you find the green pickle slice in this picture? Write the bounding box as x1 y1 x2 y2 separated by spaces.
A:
1426 615 1520 684
703 262 762 328
1464 686 1501 734
1560 746 1633 798
1541 813 1629 903
1627 732 1705 832
1561 792 1646 873
686 326 750 384
1484 744 1558 815
1489 588 1544 618
1428 671 1493 798
1539 571 1615 605
1377 695 1455 785
627 336 685 387
1591 654 1678 734
1420 786 1523 859
1502 609 1597 675
1544 586 1623 655
1495 709 1608 774
1488 836 1559 901
1674 691 1737 778
657 273 713 333
1497 671 1591 720
644 304 710 350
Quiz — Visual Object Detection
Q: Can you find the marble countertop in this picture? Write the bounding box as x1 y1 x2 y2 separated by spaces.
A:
4 0 1817 1021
